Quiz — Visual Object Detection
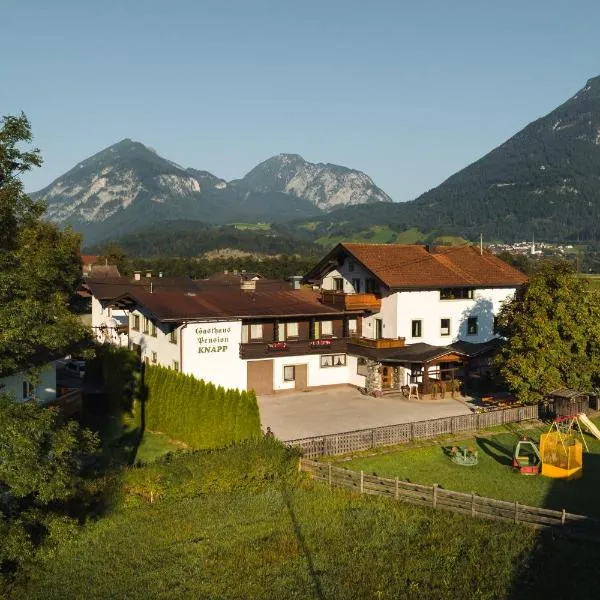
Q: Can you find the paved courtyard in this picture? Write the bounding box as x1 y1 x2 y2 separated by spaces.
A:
258 386 473 441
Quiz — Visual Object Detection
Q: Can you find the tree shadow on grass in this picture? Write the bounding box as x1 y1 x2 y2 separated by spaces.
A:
475 436 514 466
506 453 600 599
282 487 325 600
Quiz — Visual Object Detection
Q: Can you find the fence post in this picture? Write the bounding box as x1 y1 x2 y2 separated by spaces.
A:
471 493 475 517
515 501 519 524
372 428 376 449
395 476 399 501
432 484 438 509
360 470 364 494
561 509 566 526
298 457 302 473
410 422 415 442
328 463 332 486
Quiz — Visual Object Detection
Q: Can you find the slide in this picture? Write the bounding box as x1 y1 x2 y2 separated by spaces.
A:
579 413 600 441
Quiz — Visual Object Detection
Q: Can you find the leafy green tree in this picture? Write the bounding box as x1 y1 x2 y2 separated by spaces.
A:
0 113 91 377
495 261 600 402
0 394 99 575
98 242 130 275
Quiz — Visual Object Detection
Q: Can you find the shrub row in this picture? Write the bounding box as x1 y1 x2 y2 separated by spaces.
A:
137 364 261 449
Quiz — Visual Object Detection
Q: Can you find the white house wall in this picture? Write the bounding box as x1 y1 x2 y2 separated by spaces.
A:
0 363 57 403
92 296 128 346
181 321 247 391
128 309 181 369
322 258 382 294
394 287 515 346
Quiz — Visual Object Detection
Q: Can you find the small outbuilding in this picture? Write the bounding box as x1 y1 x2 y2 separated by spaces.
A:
544 388 590 417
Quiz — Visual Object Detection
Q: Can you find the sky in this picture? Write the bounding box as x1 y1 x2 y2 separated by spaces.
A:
2 0 600 201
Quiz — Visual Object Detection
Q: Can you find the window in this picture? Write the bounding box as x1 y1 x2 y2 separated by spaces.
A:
440 318 450 336
283 365 295 381
320 354 346 368
320 321 333 337
351 278 361 293
333 277 344 291
411 320 422 338
151 351 157 364
365 278 378 293
150 320 157 337
286 322 299 338
357 357 368 377
143 316 149 334
132 314 140 331
172 360 180 372
170 327 178 344
348 318 358 335
467 316 478 335
250 324 263 340
440 288 474 300
348 260 355 273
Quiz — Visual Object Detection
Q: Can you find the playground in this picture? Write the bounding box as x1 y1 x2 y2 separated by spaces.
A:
344 414 600 517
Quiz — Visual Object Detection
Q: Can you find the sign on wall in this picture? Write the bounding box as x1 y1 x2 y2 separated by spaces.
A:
196 325 232 354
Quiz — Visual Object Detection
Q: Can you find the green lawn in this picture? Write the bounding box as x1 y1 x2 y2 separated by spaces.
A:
9 440 600 600
344 419 600 517
581 274 600 290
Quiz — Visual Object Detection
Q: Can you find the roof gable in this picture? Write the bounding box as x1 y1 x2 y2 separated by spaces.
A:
305 243 527 289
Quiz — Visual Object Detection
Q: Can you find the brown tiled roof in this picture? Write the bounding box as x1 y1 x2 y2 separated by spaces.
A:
110 288 350 321
84 276 204 300
81 254 99 266
307 243 527 289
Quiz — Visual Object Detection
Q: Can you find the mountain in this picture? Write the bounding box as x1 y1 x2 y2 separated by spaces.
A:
295 75 600 244
237 153 392 210
34 142 390 245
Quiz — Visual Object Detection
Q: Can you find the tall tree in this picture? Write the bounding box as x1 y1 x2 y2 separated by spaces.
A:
0 113 90 376
495 261 600 403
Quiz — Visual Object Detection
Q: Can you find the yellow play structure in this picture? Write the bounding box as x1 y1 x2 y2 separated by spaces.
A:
537 413 600 479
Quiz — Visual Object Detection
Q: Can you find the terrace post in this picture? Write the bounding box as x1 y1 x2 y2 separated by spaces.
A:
422 362 430 396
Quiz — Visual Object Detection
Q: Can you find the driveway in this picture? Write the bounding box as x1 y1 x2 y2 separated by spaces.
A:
258 386 473 441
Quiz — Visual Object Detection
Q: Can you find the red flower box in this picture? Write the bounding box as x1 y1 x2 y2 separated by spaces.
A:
310 339 332 347
267 342 288 351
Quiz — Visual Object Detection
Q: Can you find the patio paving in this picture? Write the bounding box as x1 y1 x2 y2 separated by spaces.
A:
258 386 473 441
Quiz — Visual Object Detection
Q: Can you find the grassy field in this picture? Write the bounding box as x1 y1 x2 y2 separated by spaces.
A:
230 222 272 231
581 274 600 290
315 226 427 248
8 440 600 600
344 419 600 517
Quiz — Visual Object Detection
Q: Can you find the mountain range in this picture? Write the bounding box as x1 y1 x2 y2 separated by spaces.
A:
304 75 600 245
35 74 600 251
34 141 391 245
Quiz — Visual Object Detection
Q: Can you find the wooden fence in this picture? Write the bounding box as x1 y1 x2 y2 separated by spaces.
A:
300 459 600 539
288 404 539 459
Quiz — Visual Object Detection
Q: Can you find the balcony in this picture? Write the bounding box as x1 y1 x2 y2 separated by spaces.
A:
320 290 381 312
240 337 348 360
348 336 406 349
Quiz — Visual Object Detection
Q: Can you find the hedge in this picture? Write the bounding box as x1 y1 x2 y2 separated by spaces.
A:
136 365 261 449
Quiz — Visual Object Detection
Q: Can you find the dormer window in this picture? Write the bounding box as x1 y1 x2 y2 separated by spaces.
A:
348 261 355 273
333 277 344 292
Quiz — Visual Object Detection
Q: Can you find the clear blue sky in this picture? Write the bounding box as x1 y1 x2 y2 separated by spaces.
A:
2 0 599 201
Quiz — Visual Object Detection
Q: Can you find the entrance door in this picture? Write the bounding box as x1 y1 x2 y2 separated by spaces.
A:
381 366 393 389
375 319 383 340
247 360 274 395
295 364 308 390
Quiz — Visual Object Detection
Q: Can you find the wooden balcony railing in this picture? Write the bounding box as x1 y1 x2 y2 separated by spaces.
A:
320 290 381 312
240 337 348 360
348 336 406 349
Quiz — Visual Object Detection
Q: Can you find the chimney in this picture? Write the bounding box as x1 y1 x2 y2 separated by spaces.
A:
134 271 141 281
240 279 256 292
224 269 228 275
424 244 431 253
290 275 303 290
145 270 152 278
159 272 163 278
233 269 238 275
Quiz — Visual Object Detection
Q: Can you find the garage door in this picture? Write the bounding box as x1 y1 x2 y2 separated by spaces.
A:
247 360 274 395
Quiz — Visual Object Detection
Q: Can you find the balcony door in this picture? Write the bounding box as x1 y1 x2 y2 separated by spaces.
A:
375 318 383 340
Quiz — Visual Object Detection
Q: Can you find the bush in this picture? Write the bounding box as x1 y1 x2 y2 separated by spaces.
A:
137 365 261 450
